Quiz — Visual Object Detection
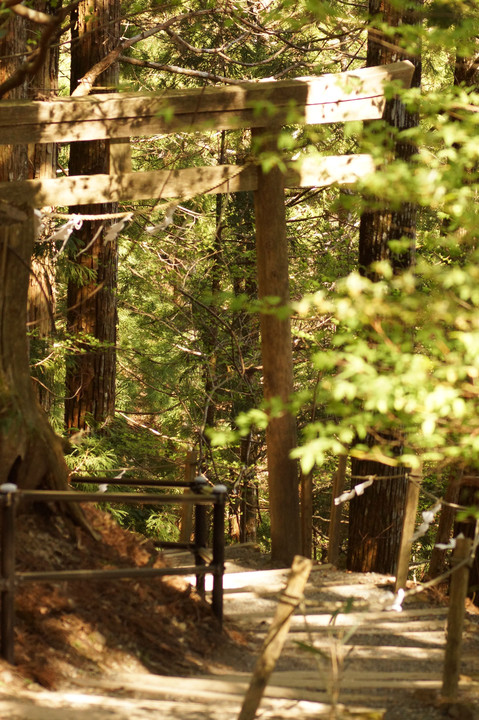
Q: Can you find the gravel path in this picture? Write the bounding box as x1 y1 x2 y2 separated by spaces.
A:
1 548 478 719
202 552 479 720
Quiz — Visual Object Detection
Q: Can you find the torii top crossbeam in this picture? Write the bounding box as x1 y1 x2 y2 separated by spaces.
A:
0 61 414 207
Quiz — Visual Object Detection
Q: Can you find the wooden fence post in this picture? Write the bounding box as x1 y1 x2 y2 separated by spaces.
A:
428 469 462 580
441 535 473 700
109 138 132 174
237 556 312 720
328 456 347 566
394 466 421 592
179 449 197 542
300 470 313 559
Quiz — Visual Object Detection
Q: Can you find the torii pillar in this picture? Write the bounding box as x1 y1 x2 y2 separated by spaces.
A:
253 128 301 566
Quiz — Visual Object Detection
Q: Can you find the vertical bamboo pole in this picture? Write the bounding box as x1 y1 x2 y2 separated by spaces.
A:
328 456 347 566
252 127 301 567
394 467 421 592
442 536 472 700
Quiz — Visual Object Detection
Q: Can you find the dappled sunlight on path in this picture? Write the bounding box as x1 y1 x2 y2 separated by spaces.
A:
1 547 478 719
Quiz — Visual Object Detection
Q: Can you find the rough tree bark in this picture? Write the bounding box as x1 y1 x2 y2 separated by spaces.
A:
347 0 421 573
65 0 121 432
0 10 69 491
27 0 61 413
454 478 479 606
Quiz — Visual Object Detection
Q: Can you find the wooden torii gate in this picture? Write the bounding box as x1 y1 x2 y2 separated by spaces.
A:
0 60 414 565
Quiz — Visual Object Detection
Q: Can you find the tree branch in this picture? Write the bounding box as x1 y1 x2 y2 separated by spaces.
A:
0 1 81 99
119 55 238 85
164 26 290 68
71 9 214 96
9 4 52 24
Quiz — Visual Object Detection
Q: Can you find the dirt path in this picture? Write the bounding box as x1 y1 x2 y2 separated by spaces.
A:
1 547 478 719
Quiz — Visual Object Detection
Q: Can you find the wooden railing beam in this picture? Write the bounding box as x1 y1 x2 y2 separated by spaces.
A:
0 62 414 145
0 155 375 208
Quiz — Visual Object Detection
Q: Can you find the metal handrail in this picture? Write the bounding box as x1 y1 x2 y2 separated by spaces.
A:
70 476 195 488
0 479 226 664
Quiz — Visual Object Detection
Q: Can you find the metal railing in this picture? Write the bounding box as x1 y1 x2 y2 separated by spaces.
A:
0 476 226 664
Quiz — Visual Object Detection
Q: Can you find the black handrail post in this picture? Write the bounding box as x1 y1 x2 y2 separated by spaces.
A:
1 483 17 664
211 484 226 626
192 475 208 597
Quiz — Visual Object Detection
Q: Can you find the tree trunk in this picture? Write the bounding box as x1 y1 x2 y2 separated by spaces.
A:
347 0 421 573
0 11 69 491
358 0 421 276
348 456 408 573
28 1 61 413
65 0 120 432
454 477 479 606
239 434 258 544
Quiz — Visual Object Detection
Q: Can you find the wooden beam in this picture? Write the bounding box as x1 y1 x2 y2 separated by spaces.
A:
442 536 472 700
253 128 301 566
0 154 375 207
0 62 414 145
394 467 421 592
0 164 257 206
238 556 312 720
179 449 198 543
287 153 375 187
300 470 313 559
328 455 347 566
428 470 463 579
109 139 132 174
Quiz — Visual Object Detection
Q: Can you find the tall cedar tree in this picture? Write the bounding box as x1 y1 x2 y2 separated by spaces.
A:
0 9 71 491
66 0 121 432
28 0 60 414
347 0 421 573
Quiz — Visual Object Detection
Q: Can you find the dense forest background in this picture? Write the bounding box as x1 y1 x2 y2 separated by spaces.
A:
1 0 479 579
